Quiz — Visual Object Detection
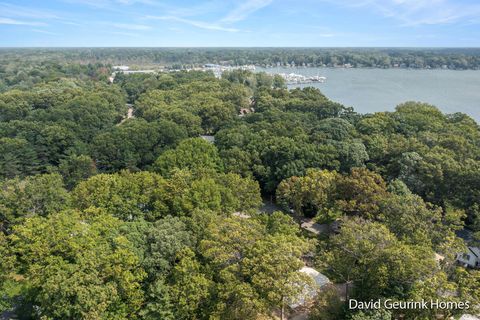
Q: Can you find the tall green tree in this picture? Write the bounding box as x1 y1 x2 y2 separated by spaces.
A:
0 173 70 230
154 138 223 177
72 171 168 221
170 248 212 320
320 217 437 300
7 208 145 319
276 169 338 218
143 216 194 277
141 277 175 320
57 154 97 189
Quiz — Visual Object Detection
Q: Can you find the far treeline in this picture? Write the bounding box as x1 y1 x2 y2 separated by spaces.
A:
2 47 480 73
0 54 479 320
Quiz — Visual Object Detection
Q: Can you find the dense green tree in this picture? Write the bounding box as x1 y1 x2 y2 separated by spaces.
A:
72 171 168 221
134 79 240 134
199 216 268 318
0 137 38 179
314 118 356 141
155 138 223 177
243 234 313 318
92 119 187 172
141 277 175 320
73 169 261 221
276 169 338 218
407 271 462 319
200 216 265 269
453 268 480 315
0 90 32 121
356 102 480 228
143 216 194 277
334 168 388 219
320 217 437 300
170 248 212 320
163 170 261 217
0 173 70 230
119 218 152 266
159 108 203 136
0 121 79 172
50 92 125 141
199 214 312 319
309 285 346 320
57 154 97 189
0 232 17 313
336 141 369 172
380 184 460 248
7 208 145 319
257 211 300 237
219 147 254 177
394 102 447 134
349 310 393 320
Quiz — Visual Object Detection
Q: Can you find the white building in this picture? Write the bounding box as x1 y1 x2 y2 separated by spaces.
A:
457 247 480 269
113 65 129 71
289 267 331 309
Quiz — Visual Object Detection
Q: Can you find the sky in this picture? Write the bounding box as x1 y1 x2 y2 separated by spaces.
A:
1 0 480 47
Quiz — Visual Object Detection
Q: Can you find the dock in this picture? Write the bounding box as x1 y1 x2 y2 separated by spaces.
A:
278 72 326 85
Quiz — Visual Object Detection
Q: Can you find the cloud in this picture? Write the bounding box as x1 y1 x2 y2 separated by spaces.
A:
111 23 152 30
0 17 48 26
144 0 274 32
317 33 335 37
0 2 81 27
0 2 59 19
63 0 109 8
147 16 240 32
115 0 157 4
221 0 273 23
163 1 224 18
324 0 480 26
109 31 140 37
64 0 157 8
60 21 82 26
31 29 60 35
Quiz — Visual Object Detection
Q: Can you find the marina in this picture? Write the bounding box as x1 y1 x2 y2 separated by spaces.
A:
278 72 327 84
110 64 327 85
109 64 257 82
203 64 256 78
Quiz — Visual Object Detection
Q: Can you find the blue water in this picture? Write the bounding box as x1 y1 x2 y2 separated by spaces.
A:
258 67 480 122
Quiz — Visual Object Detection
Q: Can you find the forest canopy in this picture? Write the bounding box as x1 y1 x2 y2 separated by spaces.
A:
0 52 479 320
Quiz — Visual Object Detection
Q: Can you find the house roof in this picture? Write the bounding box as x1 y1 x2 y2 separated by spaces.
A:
299 267 330 287
300 219 329 235
469 247 480 258
200 135 215 143
289 267 331 309
457 247 480 267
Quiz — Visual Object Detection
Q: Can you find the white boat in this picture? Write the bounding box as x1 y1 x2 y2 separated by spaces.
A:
277 72 326 84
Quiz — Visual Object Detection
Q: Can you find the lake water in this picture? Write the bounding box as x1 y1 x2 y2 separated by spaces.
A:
258 67 480 122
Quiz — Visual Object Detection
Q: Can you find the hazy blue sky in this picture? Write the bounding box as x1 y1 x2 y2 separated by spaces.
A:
1 0 480 47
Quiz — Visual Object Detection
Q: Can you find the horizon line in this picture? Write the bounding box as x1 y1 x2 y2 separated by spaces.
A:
2 46 480 49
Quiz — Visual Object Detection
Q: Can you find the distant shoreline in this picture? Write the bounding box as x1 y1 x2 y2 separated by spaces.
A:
256 65 480 71
3 47 480 71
